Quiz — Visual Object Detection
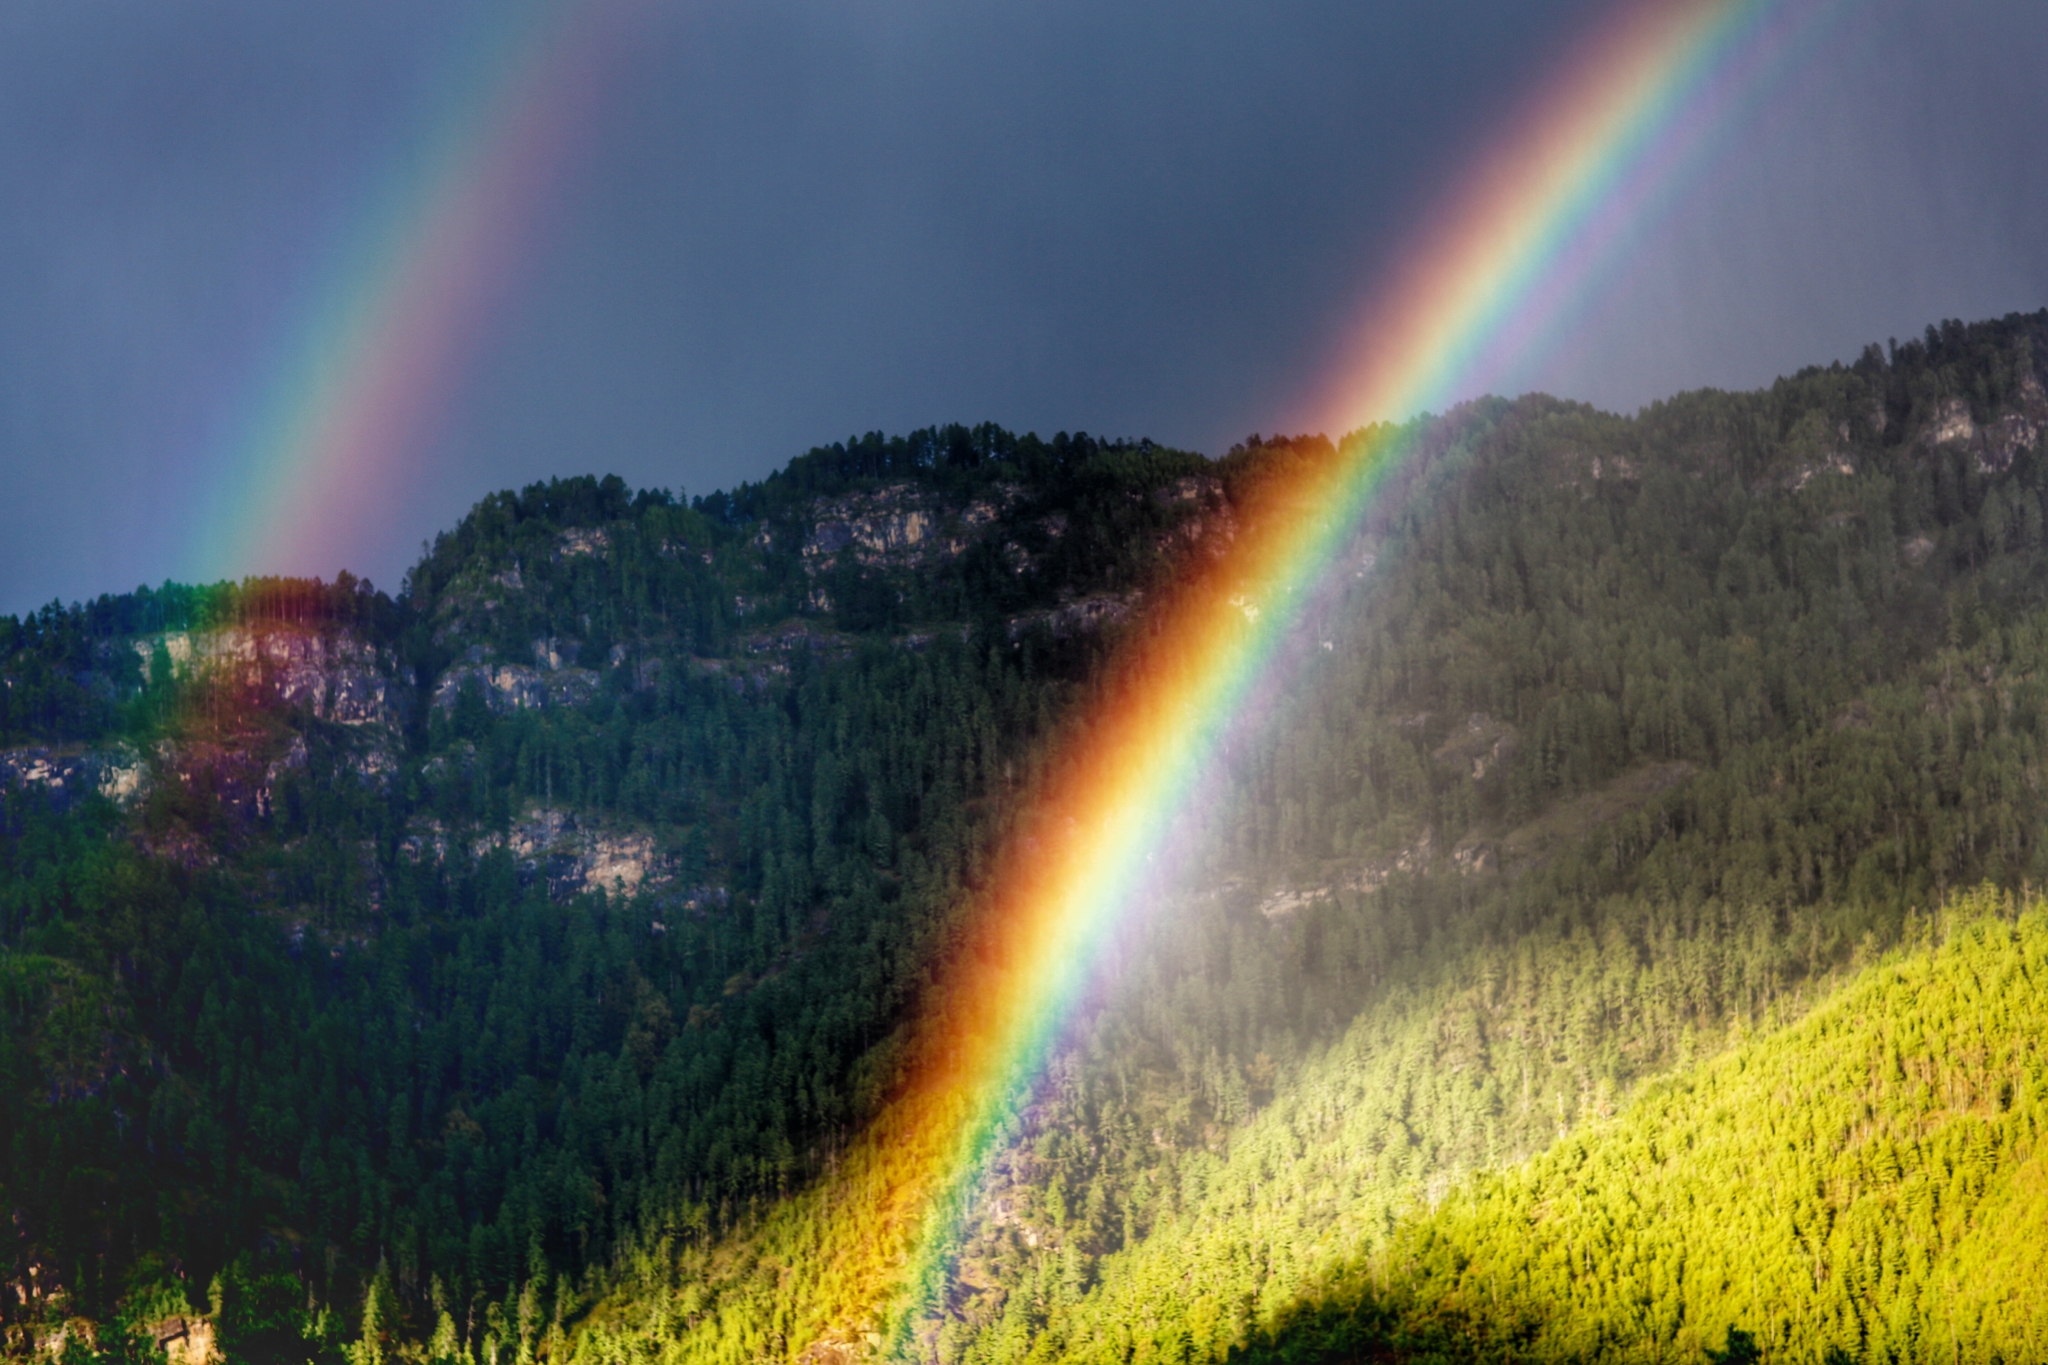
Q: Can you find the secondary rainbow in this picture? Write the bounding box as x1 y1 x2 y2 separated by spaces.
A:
191 0 629 587
746 0 1852 1353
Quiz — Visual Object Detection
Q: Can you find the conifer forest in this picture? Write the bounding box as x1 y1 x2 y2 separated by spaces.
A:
9 311 2048 1362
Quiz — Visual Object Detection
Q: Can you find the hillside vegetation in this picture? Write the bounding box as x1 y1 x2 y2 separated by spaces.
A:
1227 887 2048 1364
4 312 2048 1361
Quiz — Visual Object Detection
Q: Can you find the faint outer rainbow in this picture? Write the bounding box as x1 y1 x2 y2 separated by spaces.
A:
719 0 1849 1355
193 0 628 586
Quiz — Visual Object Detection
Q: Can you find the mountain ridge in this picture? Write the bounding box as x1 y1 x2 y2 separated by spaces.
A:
5 310 2048 1362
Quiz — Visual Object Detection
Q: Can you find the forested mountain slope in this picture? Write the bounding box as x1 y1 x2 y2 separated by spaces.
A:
575 314 2048 1365
5 311 2048 1362
1 428 1221 1361
1221 887 2048 1365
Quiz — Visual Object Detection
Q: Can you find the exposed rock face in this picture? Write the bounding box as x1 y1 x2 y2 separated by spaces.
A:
1979 407 2043 473
97 749 148 803
1352 829 1436 892
1922 377 2048 473
1785 453 1857 491
153 1315 219 1365
4 627 403 841
1256 830 1436 919
0 744 149 807
427 634 655 712
1256 885 1332 920
432 661 601 714
558 526 611 558
469 807 675 899
1928 398 1977 447
133 626 400 725
5 747 103 796
801 483 1023 571
533 636 581 670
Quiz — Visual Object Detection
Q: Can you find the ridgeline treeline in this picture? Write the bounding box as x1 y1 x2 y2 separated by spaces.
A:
4 311 2048 1362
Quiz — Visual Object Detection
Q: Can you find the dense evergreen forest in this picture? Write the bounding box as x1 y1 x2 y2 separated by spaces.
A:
5 311 2048 1362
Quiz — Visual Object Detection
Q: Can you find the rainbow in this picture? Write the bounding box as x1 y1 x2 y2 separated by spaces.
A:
1309 0 1848 432
750 0 1854 1353
191 0 632 587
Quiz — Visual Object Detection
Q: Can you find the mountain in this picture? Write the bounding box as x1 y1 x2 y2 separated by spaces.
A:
4 312 2048 1362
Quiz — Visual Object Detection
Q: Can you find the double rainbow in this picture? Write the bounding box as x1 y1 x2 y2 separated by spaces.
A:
775 0 1850 1352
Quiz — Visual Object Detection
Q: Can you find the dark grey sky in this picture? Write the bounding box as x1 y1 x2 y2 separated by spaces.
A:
2 0 2045 614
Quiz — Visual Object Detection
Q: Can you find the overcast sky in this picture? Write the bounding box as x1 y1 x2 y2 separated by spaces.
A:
2 0 2045 613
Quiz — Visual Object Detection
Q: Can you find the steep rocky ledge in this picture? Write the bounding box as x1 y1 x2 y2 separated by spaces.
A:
131 624 403 725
